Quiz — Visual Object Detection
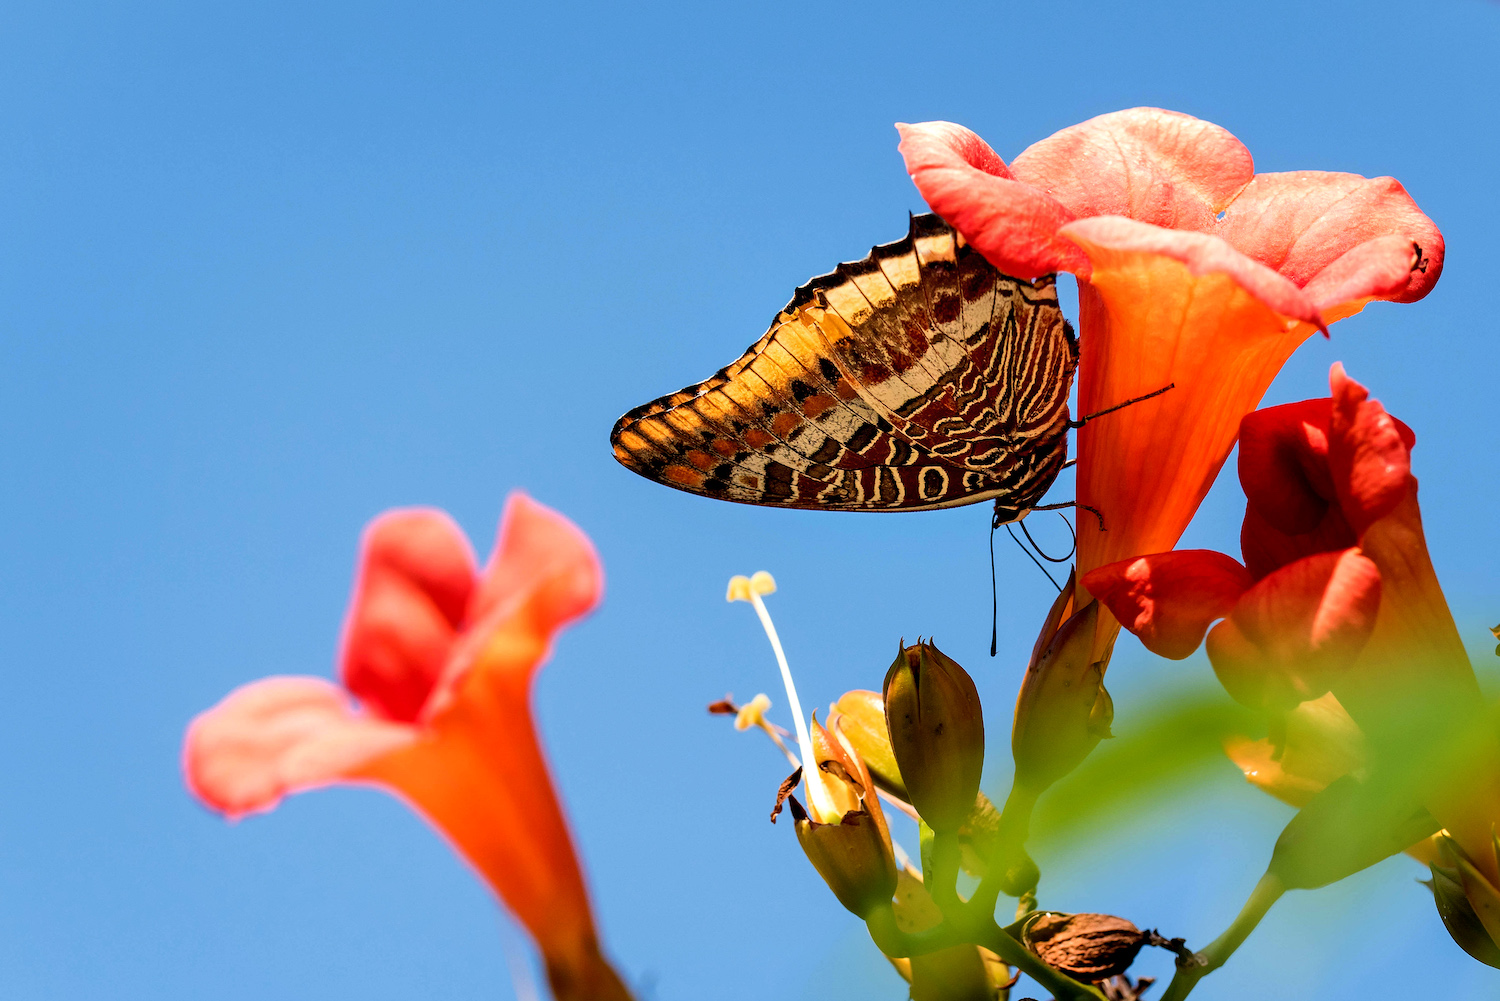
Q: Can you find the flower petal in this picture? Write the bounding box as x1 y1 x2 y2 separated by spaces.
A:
431 492 604 717
1063 221 1324 626
1083 550 1252 660
1328 363 1417 537
1216 171 1443 309
1223 692 1365 808
895 121 1087 279
356 581 627 1001
1240 501 1356 582
1236 390 1413 577
1010 108 1254 231
183 676 417 818
1060 217 1325 328
468 491 603 636
1238 399 1337 535
1206 548 1381 711
340 509 478 722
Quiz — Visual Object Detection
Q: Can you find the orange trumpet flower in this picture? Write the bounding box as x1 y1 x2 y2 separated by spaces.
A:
898 109 1444 659
183 493 632 1001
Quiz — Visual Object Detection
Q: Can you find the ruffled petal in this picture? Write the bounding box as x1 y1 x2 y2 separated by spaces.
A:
1238 399 1337 535
356 583 627 1001
468 491 603 634
432 492 604 716
339 509 477 722
1216 171 1443 309
1328 363 1417 537
1062 222 1325 634
1010 108 1254 232
1082 550 1252 660
1206 549 1381 711
183 676 417 818
896 121 1087 279
1236 390 1408 577
1240 501 1356 582
1060 217 1325 326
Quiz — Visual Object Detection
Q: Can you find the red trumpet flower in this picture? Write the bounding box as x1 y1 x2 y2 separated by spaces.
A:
898 110 1443 659
1085 365 1500 883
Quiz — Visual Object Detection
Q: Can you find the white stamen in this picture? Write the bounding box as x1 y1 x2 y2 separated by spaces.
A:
734 574 839 821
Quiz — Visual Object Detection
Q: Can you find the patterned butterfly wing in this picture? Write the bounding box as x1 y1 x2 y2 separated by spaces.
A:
610 214 1077 517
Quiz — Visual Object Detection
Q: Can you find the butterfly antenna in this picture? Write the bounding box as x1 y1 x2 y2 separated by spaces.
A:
1007 522 1062 593
989 515 999 657
1019 512 1077 563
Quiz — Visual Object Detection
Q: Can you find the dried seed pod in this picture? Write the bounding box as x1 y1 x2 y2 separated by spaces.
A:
1024 912 1148 981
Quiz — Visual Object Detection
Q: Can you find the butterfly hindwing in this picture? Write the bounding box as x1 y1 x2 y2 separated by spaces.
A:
611 214 1077 515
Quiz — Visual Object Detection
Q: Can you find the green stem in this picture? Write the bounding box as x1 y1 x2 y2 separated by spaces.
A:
992 782 1041 896
974 920 1108 1001
1159 872 1285 1001
927 831 964 913
926 832 1103 1001
863 904 960 959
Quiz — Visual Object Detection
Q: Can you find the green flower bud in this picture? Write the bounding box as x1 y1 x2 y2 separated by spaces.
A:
790 796 898 918
886 871 1010 1000
1011 581 1113 796
883 640 985 833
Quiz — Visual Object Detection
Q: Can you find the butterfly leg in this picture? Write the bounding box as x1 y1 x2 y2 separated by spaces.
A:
1068 383 1175 429
1032 500 1105 532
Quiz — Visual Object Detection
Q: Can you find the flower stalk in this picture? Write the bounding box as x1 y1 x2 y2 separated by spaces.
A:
1159 873 1285 1001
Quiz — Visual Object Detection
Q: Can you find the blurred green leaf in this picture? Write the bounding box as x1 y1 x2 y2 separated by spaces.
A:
1268 773 1437 890
1028 686 1257 848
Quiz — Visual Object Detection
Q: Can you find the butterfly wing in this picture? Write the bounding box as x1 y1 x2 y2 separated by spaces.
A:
610 214 1077 513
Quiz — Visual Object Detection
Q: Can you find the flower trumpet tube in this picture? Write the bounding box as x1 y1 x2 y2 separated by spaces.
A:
898 109 1444 661
1221 692 1365 807
183 494 632 1001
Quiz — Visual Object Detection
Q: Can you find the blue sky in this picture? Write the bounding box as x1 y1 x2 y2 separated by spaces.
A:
1 1 1498 998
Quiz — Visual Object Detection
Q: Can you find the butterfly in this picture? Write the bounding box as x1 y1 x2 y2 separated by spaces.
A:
610 213 1079 525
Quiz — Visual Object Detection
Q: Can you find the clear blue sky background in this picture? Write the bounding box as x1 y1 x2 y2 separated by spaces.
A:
2 1 1498 998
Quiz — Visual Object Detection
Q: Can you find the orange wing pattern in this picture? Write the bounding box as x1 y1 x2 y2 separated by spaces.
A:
610 215 1076 519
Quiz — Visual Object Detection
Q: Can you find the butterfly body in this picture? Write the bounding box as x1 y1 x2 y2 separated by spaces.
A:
611 214 1077 522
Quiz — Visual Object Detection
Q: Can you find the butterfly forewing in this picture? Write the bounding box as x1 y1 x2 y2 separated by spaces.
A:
611 214 1078 516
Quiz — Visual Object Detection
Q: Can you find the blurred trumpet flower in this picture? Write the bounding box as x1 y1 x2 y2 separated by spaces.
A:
183 494 632 1001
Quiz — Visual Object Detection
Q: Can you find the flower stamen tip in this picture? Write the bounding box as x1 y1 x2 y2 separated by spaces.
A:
734 693 772 731
726 571 777 602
